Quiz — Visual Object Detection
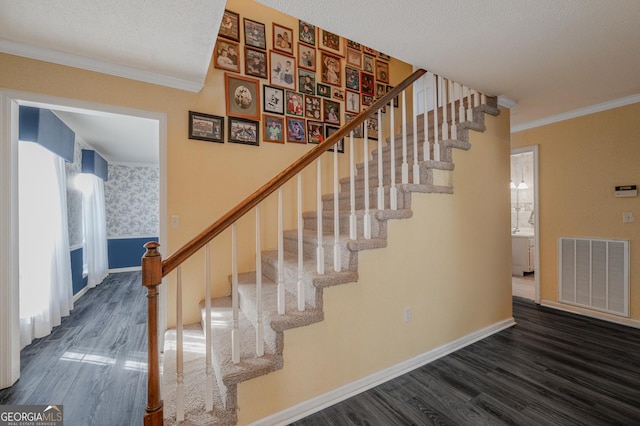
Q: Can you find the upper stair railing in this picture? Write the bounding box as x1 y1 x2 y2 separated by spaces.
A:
141 68 490 424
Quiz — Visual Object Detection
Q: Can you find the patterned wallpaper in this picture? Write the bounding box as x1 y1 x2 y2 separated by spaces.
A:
65 139 159 244
105 164 159 238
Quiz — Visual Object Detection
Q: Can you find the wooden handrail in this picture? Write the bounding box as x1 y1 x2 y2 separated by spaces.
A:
161 68 427 276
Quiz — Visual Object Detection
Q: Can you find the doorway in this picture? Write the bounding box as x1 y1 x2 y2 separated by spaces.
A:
511 146 540 302
0 90 167 388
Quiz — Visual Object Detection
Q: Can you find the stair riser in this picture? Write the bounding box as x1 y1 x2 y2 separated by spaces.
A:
321 189 412 213
282 233 356 270
261 257 319 309
303 212 386 239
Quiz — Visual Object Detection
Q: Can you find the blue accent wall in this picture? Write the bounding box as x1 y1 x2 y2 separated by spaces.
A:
108 237 158 269
19 106 75 162
70 247 87 295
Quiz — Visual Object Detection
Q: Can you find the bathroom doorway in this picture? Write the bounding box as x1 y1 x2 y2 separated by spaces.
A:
511 146 539 302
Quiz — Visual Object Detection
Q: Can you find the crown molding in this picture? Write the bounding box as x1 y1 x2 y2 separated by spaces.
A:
512 94 640 133
497 96 517 109
0 39 204 93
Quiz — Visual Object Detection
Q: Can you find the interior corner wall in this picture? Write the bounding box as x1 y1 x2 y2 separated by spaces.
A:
236 108 513 424
511 103 640 320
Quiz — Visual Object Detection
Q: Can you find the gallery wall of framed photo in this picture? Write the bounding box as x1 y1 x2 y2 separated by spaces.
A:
188 0 412 150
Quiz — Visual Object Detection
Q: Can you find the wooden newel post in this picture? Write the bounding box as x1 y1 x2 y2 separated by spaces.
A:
142 241 164 425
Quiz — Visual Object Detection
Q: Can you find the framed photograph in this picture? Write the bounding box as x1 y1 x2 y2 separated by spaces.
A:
269 51 296 89
345 90 360 114
320 29 344 56
317 83 331 98
219 9 240 41
361 94 374 107
228 117 259 146
263 85 284 115
225 73 260 120
378 52 391 60
363 46 376 55
299 20 316 46
298 43 316 71
345 66 360 91
298 70 316 94
376 60 390 84
263 114 284 143
286 117 306 143
345 113 363 138
244 18 266 50
214 39 240 72
304 94 322 120
363 54 375 73
325 125 344 153
320 51 342 87
332 88 345 101
323 99 340 125
346 48 362 68
360 71 375 96
245 47 268 79
307 120 324 144
272 23 293 54
366 115 379 140
285 90 304 117
188 111 224 143
346 39 361 51
375 82 387 100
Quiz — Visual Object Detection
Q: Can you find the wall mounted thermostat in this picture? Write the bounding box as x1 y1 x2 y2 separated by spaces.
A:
615 185 637 197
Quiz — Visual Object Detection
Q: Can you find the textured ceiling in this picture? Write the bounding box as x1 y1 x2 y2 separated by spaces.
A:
2 0 639 164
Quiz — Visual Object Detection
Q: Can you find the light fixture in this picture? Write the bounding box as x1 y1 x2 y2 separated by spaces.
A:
517 179 528 190
510 180 516 189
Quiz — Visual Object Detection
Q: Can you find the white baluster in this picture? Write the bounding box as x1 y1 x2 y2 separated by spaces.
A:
467 85 473 122
401 91 409 184
363 116 372 239
390 103 398 210
474 89 480 107
277 187 284 315
297 173 305 311
333 139 341 272
176 265 184 422
442 77 449 141
433 74 440 162
255 205 264 357
316 158 324 274
349 132 357 240
231 223 240 364
412 85 419 184
204 244 213 411
481 92 487 106
450 80 457 140
377 113 384 210
458 83 465 130
423 74 430 162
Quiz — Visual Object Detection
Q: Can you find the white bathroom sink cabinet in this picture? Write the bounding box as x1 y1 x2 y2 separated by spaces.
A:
512 234 534 276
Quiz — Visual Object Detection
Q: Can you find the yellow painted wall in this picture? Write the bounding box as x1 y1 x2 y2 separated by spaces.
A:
237 108 513 424
511 103 640 319
0 0 412 326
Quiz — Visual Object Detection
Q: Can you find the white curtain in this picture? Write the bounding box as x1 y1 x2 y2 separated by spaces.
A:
82 174 109 288
19 142 74 349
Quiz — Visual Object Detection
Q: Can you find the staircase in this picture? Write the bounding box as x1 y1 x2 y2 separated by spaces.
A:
141 70 501 425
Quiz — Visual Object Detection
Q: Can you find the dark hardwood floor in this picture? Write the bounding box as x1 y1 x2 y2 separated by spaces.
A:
0 272 147 426
3 276 640 426
291 298 640 426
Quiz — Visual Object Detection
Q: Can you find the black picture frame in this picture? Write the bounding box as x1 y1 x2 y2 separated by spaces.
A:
188 111 224 143
243 18 266 50
263 85 285 115
228 117 259 146
325 125 345 153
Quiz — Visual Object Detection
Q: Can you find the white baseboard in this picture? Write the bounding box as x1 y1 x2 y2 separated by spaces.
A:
250 317 516 426
540 299 640 329
108 266 141 273
72 286 90 303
